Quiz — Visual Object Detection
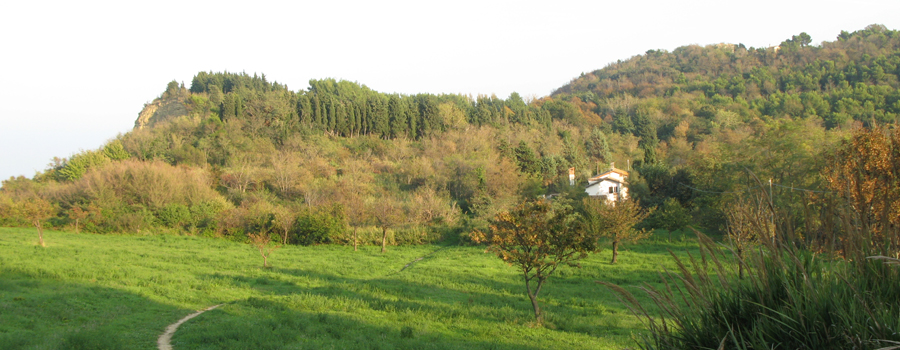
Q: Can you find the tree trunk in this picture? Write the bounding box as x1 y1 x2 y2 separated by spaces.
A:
525 280 542 324
528 291 541 324
611 240 618 264
353 227 358 251
75 219 80 234
35 220 45 247
256 245 272 268
381 226 387 253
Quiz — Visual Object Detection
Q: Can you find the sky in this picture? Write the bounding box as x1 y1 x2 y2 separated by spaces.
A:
1 0 899 181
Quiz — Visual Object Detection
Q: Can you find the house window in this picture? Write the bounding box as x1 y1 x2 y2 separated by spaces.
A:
609 186 614 194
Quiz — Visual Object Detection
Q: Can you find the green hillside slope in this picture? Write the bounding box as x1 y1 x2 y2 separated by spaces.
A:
1 25 897 248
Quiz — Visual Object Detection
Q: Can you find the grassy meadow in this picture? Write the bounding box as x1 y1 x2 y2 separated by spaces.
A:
0 227 708 349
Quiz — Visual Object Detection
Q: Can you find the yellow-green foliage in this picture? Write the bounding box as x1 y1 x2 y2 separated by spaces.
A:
102 140 130 161
57 149 110 181
73 159 225 210
50 160 231 234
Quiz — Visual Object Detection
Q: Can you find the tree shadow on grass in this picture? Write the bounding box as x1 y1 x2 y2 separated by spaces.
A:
174 296 550 350
205 268 530 323
200 265 647 341
0 269 191 350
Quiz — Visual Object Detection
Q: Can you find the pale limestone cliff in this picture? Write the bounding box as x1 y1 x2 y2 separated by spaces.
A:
134 96 189 130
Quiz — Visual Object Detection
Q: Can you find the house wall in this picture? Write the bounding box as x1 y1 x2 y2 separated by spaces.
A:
585 179 628 201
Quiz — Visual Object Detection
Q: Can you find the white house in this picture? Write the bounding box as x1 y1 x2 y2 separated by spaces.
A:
585 164 628 202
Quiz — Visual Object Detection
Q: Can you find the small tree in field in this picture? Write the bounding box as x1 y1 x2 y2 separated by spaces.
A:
12 198 55 247
273 206 296 245
248 233 281 268
722 191 774 279
69 206 88 234
371 194 404 253
582 197 651 264
472 198 598 324
67 204 99 234
344 193 371 251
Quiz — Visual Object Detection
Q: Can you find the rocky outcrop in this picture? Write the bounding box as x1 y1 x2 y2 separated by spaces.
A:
134 97 189 130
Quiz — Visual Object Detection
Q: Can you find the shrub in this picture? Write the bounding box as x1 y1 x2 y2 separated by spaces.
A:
642 198 691 233
109 208 156 234
59 160 229 234
0 192 24 227
156 203 191 228
73 160 224 212
291 205 345 245
190 200 228 235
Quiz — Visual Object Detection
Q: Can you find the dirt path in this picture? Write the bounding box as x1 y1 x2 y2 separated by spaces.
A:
399 246 448 272
157 304 223 350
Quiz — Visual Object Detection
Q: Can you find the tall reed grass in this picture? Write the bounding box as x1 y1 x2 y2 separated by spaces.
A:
601 229 900 350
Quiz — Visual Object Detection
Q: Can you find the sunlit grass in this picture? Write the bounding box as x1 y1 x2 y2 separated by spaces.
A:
0 227 704 349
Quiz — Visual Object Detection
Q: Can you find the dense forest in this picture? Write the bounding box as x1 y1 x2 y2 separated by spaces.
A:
2 24 899 251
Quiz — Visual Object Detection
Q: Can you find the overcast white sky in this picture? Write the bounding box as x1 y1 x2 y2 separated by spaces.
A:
1 0 899 181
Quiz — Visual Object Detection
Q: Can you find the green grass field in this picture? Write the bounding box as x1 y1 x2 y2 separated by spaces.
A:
0 227 705 349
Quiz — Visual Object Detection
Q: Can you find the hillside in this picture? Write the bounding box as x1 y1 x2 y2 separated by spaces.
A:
554 24 900 129
1 25 897 247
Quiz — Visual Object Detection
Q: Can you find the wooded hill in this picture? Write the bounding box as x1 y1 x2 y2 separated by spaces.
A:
560 25 899 122
2 24 899 247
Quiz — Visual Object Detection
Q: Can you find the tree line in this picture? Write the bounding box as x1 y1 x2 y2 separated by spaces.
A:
188 72 554 141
